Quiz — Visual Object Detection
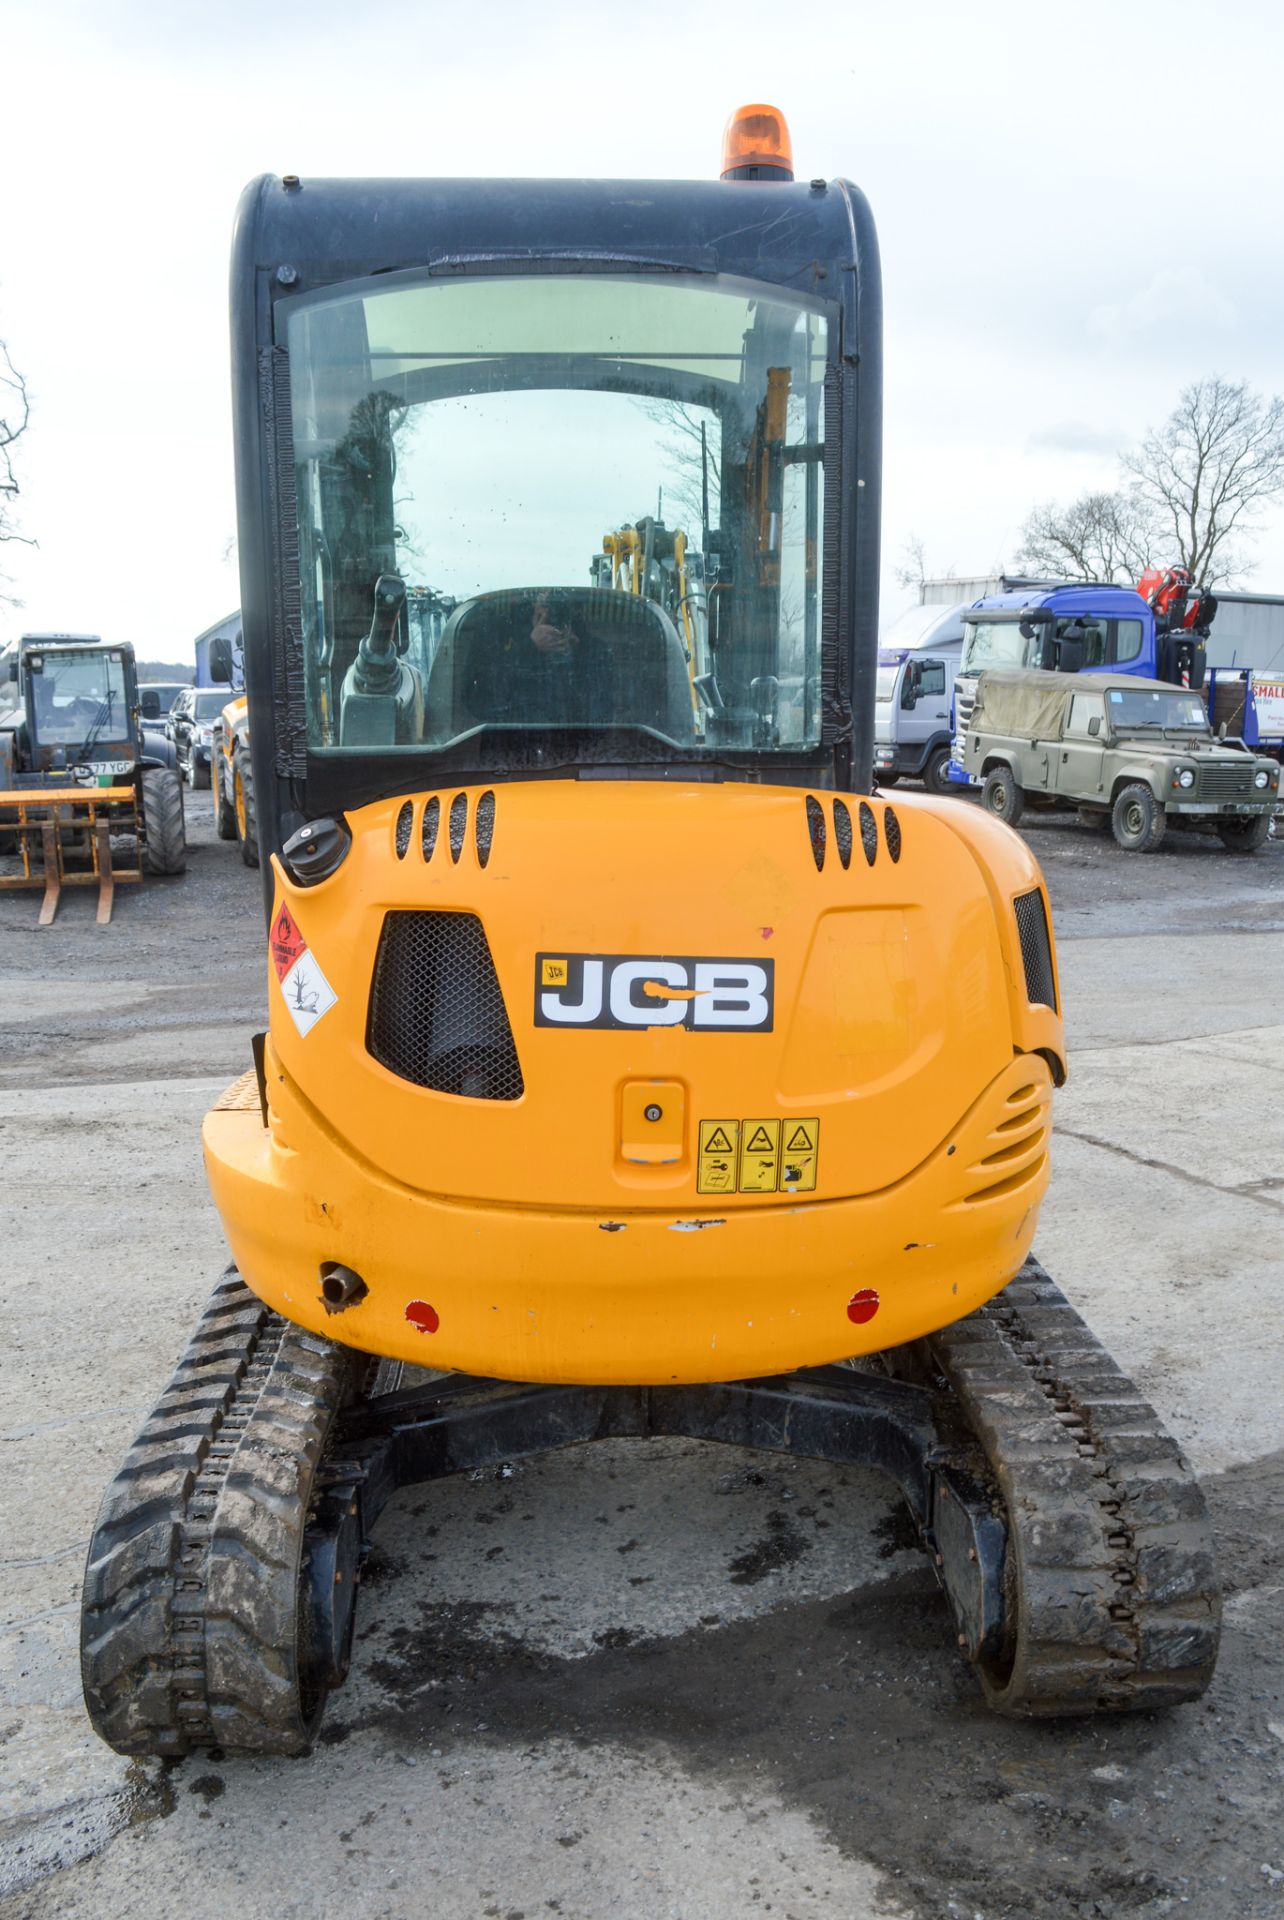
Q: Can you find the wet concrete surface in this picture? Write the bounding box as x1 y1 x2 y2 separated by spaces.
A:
1 792 1282 1919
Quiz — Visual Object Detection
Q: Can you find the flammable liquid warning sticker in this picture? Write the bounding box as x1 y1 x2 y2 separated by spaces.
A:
697 1120 739 1194
270 903 307 981
271 903 338 1036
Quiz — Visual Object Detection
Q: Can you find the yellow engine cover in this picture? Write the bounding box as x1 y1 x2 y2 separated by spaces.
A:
204 781 1064 1384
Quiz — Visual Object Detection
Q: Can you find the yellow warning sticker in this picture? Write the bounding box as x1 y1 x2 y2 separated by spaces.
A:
779 1119 820 1193
697 1120 739 1194
541 958 569 987
738 1119 781 1192
695 1117 821 1194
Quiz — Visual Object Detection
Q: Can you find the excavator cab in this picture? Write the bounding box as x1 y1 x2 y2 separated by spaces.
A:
80 110 1220 1758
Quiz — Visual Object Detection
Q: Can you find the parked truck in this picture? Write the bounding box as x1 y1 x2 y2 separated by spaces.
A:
1206 668 1284 758
873 601 966 791
949 581 1207 783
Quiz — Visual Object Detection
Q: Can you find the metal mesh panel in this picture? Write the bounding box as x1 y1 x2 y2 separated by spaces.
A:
394 801 413 858
421 794 440 861
449 792 467 862
858 801 878 867
805 795 826 871
833 798 853 869
883 806 902 863
475 790 496 867
1013 889 1057 1012
368 911 524 1100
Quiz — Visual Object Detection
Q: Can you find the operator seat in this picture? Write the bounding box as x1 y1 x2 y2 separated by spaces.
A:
421 587 696 746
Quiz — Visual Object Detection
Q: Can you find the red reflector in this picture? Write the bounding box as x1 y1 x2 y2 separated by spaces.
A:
846 1288 880 1325
405 1300 440 1334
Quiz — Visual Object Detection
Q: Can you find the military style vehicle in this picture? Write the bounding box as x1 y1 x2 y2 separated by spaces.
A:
965 670 1280 852
79 107 1221 1758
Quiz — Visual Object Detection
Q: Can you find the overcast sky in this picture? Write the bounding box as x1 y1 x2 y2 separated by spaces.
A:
4 0 1283 659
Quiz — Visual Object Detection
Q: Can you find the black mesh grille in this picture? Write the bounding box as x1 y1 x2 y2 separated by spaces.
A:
1013 889 1057 1012
449 792 467 863
394 801 413 858
833 798 853 869
858 801 878 866
805 795 826 871
475 790 496 867
421 795 440 861
368 912 524 1100
883 806 902 863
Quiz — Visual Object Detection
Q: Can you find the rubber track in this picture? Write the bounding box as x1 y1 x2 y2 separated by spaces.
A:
925 1257 1221 1715
81 1270 356 1757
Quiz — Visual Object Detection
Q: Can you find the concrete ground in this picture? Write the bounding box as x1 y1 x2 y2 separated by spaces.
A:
1 794 1282 1920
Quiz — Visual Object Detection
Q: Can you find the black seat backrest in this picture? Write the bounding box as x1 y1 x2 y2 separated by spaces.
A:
423 588 696 746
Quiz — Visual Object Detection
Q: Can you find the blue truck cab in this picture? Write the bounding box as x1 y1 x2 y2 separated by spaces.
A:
949 582 1198 782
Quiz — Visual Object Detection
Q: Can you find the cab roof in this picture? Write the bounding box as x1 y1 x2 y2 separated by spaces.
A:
234 174 870 305
967 583 1150 620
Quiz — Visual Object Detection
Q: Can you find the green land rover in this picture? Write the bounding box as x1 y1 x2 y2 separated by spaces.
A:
964 669 1280 853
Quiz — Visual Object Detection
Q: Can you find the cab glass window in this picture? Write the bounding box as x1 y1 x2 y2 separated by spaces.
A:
875 655 901 702
1065 693 1103 736
961 620 1032 673
1058 618 1107 667
27 650 129 746
1112 618 1143 664
917 660 946 697
285 274 831 761
1105 687 1209 729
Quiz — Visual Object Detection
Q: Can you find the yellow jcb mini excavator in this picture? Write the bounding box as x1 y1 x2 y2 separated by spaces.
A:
81 105 1220 1755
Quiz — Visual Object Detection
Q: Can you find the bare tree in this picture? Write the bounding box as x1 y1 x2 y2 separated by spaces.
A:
1121 377 1284 586
893 532 928 592
635 399 722 537
1 339 35 603
1016 489 1160 585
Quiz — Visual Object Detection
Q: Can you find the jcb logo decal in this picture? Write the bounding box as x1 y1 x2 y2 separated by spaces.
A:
534 953 774 1032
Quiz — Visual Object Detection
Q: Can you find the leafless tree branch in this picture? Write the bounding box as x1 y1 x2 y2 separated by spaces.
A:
1121 377 1284 586
0 337 35 603
1015 490 1160 584
893 532 929 592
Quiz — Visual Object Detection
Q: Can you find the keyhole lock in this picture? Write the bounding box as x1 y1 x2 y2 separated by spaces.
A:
643 1104 663 1123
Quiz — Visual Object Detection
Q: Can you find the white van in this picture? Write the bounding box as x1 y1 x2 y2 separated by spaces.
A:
873 602 965 792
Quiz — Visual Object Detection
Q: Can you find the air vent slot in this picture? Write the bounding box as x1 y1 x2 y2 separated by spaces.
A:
858 802 878 867
394 801 413 858
833 799 853 869
1013 889 1057 1011
884 806 901 863
805 795 826 871
368 911 524 1101
475 790 496 868
448 793 467 863
421 794 440 861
